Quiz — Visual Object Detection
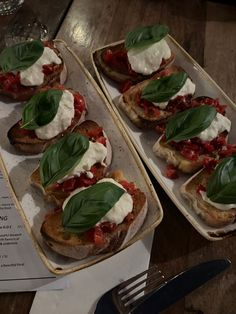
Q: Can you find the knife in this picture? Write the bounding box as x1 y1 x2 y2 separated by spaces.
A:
132 259 231 313
94 259 231 314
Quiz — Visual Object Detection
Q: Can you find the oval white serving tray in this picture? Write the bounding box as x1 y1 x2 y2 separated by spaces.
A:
92 36 236 241
0 40 163 274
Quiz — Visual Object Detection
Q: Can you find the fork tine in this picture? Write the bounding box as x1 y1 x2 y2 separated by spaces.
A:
112 264 165 313
120 268 163 299
116 264 159 291
122 271 164 305
119 277 147 298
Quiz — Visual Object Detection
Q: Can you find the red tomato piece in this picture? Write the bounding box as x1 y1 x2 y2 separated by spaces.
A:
100 222 117 233
180 147 199 161
87 227 105 247
119 80 133 93
165 164 179 179
196 184 206 194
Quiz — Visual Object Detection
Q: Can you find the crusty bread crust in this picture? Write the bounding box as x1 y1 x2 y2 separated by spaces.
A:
40 170 147 260
30 120 113 206
7 89 87 155
0 41 66 101
153 136 206 174
119 66 189 129
94 42 174 83
180 169 236 227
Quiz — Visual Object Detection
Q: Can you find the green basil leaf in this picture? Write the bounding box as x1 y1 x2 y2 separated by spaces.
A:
0 40 44 72
206 156 236 204
141 72 188 103
40 133 89 187
125 24 169 50
21 90 63 129
165 105 217 143
62 182 125 234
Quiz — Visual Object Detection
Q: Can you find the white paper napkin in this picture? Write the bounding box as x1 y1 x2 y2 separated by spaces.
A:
30 232 153 314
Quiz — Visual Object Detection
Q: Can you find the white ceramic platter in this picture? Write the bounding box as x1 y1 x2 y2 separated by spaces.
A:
0 40 163 274
92 36 236 241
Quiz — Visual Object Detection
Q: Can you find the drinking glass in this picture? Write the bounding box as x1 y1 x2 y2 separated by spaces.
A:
5 17 48 46
0 0 24 15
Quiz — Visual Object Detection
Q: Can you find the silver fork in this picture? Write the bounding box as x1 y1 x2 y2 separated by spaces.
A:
94 265 165 314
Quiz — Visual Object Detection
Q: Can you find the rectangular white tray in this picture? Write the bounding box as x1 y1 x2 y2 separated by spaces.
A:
92 36 236 241
0 40 163 274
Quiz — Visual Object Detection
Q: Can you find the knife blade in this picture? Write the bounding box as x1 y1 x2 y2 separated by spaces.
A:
132 258 231 314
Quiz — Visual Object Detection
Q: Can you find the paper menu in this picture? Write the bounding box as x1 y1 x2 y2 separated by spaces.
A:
0 169 68 292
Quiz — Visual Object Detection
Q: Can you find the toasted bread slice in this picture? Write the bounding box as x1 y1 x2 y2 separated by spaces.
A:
0 41 67 101
7 89 87 155
180 169 236 227
119 66 193 129
40 170 148 260
153 135 223 174
94 42 174 83
30 120 112 206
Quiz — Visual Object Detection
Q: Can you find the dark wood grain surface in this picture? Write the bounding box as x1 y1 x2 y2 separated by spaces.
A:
0 0 236 313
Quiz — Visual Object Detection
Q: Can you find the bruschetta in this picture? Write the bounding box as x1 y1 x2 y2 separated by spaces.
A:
7 86 87 154
153 105 231 174
40 170 148 260
181 155 236 227
31 120 112 206
119 66 195 128
94 24 174 85
0 40 66 101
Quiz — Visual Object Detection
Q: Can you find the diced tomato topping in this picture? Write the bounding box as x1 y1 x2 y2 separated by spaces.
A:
87 127 104 140
60 177 77 191
149 106 160 117
136 93 160 117
119 180 136 195
87 226 105 247
42 64 55 75
43 41 54 49
100 222 117 233
165 164 179 179
102 49 136 76
136 92 192 118
90 165 98 175
202 142 215 153
196 184 206 194
191 97 226 115
159 67 176 77
169 134 228 162
54 168 99 192
203 156 217 172
119 80 133 93
16 127 36 138
96 136 106 146
78 175 97 187
102 49 113 63
124 212 134 223
73 93 86 113
180 147 199 161
211 136 227 149
0 72 23 93
166 95 192 114
155 124 166 135
219 144 236 158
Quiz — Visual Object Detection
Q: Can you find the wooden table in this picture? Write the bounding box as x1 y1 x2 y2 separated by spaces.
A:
0 0 236 313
